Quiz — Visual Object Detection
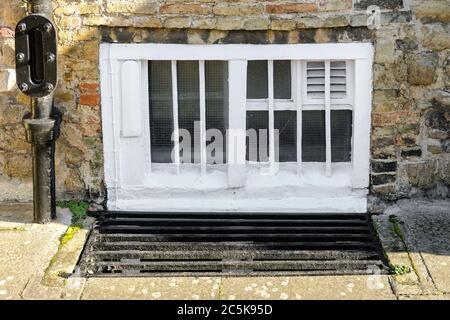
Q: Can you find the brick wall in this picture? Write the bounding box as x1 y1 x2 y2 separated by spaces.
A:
0 0 449 207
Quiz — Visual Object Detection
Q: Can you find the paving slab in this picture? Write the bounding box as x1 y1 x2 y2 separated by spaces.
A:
382 199 450 295
81 277 222 300
220 275 396 300
0 203 70 300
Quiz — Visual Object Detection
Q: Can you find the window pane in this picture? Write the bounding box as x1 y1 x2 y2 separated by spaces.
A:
274 60 291 99
246 111 269 162
205 61 228 164
177 61 200 164
331 110 352 162
247 60 268 99
302 111 325 162
274 111 296 162
149 61 174 163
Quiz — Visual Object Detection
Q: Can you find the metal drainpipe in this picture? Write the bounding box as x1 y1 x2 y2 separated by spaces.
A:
19 0 61 223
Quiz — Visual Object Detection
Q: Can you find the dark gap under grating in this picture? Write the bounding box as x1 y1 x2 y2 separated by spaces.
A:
77 212 390 277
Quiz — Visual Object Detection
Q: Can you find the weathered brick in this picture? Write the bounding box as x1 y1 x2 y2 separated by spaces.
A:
401 147 422 158
407 51 438 85
164 17 191 29
4 154 31 179
243 18 270 30
54 3 101 15
58 16 82 30
79 82 99 93
428 144 443 154
372 136 395 148
371 173 396 185
354 0 404 11
213 4 263 17
0 69 16 92
319 0 352 12
106 1 158 15
371 183 397 200
372 111 420 126
270 19 297 31
216 17 243 30
412 0 450 24
404 161 436 189
160 4 211 15
0 27 14 38
191 17 216 29
372 160 398 173
266 3 317 14
79 93 100 106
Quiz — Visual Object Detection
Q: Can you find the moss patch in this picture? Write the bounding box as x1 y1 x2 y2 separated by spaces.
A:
388 214 405 241
57 200 89 226
60 225 81 246
394 264 412 275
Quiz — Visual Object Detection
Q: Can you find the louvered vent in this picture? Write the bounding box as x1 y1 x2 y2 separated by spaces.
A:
306 61 347 99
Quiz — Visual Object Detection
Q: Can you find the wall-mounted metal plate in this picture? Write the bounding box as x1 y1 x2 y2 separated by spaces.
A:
15 14 57 98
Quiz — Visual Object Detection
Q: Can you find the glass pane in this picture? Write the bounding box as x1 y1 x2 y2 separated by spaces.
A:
247 60 268 99
274 111 296 162
205 61 228 164
274 60 291 99
177 61 200 164
331 110 352 162
246 111 269 162
149 61 174 163
302 111 325 162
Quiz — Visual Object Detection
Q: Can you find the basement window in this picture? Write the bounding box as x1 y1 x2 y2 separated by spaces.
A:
100 43 373 210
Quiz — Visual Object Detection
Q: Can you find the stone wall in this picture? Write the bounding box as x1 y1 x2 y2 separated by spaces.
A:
0 0 448 206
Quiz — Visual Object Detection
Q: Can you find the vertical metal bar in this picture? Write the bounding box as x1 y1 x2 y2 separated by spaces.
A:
171 60 180 173
268 60 275 165
325 60 332 177
295 61 302 176
199 60 207 174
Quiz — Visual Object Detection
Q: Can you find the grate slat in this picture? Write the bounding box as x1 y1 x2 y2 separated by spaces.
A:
78 211 389 276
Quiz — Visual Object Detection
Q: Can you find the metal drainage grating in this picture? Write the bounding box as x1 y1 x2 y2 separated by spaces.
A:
78 212 390 277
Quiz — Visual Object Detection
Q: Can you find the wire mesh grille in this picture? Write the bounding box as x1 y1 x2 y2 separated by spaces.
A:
148 61 174 163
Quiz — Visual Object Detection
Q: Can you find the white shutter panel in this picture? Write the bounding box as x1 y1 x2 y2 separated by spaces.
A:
306 61 347 100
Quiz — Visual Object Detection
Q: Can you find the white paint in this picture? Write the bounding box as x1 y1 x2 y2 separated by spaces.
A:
199 60 207 175
227 60 247 188
108 43 374 61
99 43 374 213
352 58 373 188
295 61 303 176
324 60 332 177
120 61 142 137
268 60 275 165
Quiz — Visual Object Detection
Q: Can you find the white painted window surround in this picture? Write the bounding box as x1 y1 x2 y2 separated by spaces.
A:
100 43 374 213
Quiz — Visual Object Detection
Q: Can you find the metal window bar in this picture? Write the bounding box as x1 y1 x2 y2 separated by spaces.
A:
268 60 275 165
324 60 332 177
171 60 180 173
295 61 303 176
199 60 207 174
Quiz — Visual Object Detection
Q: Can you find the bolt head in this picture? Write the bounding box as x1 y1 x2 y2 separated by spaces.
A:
46 53 55 63
17 22 26 32
44 83 54 92
19 83 29 91
43 23 53 32
16 52 25 62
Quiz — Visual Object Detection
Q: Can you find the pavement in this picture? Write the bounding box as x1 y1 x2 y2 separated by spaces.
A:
0 200 448 300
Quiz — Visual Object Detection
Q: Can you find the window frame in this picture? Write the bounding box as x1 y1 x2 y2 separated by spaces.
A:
100 43 373 202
